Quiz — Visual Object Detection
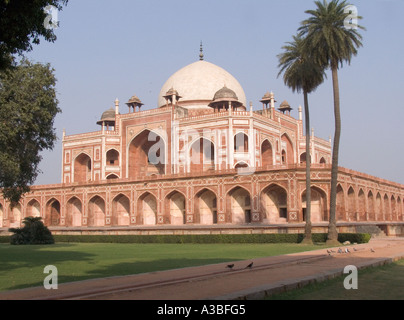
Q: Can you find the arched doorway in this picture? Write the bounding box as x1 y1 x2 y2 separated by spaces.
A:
106 149 119 166
336 185 345 221
46 199 60 227
228 187 251 224
302 187 327 223
358 189 366 221
347 187 355 221
88 196 105 227
9 203 22 228
189 138 215 172
74 153 92 183
234 133 249 152
195 189 218 225
165 191 186 225
261 184 288 223
281 134 294 165
138 192 157 225
261 140 273 168
26 199 41 218
129 130 165 178
368 191 375 221
112 194 130 226
66 197 82 227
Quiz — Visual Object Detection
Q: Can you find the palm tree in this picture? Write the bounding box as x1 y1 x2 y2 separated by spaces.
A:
277 34 326 243
299 0 365 244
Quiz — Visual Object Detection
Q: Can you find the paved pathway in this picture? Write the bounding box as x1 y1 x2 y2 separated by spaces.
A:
1 238 403 300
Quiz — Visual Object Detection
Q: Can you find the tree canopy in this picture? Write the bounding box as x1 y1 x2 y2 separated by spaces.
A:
0 59 61 203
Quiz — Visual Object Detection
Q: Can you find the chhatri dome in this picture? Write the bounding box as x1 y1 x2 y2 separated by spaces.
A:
158 48 247 109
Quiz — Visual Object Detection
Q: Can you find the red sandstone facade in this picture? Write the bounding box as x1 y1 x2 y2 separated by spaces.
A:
0 58 403 232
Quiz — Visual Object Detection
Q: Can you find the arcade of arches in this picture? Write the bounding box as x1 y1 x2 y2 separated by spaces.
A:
2 168 403 229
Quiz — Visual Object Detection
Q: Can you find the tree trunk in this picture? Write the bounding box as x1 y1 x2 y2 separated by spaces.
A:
327 63 341 244
302 90 312 244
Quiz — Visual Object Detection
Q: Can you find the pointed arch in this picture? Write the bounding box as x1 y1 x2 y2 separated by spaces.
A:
66 197 82 227
74 152 92 183
128 129 166 178
165 190 186 225
194 188 218 225
301 186 327 222
227 186 251 224
106 148 120 166
336 184 345 221
189 137 215 172
137 192 157 225
88 196 105 227
358 189 366 221
112 194 130 226
261 183 288 223
234 132 249 153
9 203 22 228
383 194 390 221
45 198 61 227
281 133 294 165
391 195 397 221
368 191 375 221
376 192 382 221
347 187 356 220
261 139 274 168
26 199 41 218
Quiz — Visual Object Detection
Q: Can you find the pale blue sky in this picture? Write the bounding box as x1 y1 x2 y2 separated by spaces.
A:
26 0 404 185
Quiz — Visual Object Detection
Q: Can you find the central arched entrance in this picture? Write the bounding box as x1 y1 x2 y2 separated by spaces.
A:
129 130 166 178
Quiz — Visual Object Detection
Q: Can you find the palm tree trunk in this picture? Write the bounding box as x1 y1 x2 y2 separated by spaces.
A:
303 90 312 243
327 62 341 244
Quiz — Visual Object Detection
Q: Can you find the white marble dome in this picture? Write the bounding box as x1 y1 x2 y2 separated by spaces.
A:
158 60 247 109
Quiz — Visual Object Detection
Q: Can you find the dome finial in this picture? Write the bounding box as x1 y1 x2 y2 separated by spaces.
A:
199 41 204 61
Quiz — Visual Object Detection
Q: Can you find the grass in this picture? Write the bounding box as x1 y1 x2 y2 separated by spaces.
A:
268 259 404 300
0 242 329 292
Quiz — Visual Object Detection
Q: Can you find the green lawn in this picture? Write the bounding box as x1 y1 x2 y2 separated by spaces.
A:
268 259 404 300
0 242 328 292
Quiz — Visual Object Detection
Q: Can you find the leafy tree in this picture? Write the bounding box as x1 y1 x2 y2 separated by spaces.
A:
277 34 326 244
9 216 54 245
0 0 68 70
0 59 61 203
299 0 365 244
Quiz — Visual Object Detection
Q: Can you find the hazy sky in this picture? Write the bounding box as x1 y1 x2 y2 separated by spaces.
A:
25 0 404 185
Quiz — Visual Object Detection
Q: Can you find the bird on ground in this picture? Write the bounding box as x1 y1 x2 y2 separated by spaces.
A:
338 248 343 254
327 249 332 254
371 248 375 253
353 247 358 252
226 264 235 270
245 262 254 269
345 248 350 253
